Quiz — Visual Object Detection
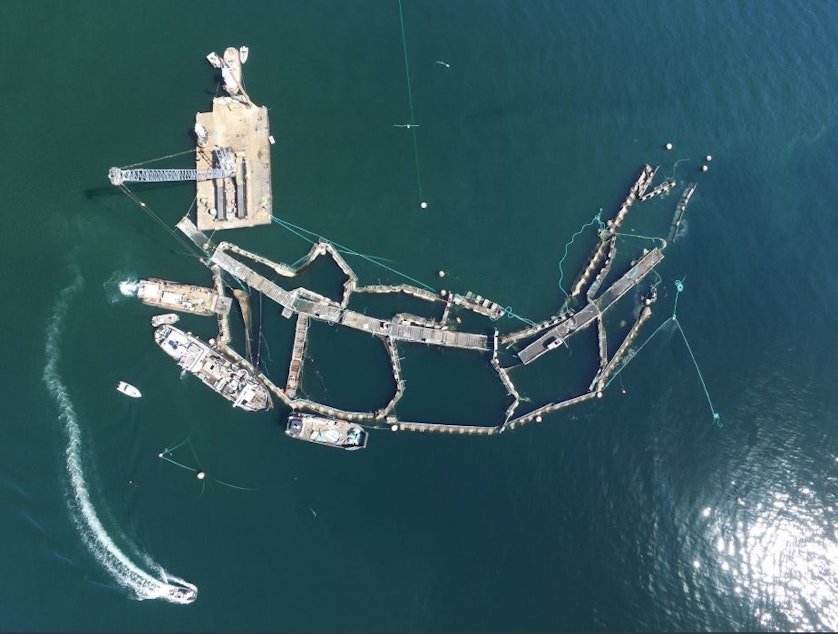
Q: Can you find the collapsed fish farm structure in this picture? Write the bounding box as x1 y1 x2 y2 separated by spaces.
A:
109 46 710 449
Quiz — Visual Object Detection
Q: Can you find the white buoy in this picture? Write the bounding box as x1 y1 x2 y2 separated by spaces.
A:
158 453 164 459
420 201 428 209
597 391 603 398
701 165 709 172
438 270 446 278
440 289 447 297
535 415 543 423
665 142 673 150
196 471 206 480
705 154 712 162
391 424 399 431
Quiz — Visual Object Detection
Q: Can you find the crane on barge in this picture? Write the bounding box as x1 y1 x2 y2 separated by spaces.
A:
108 147 236 186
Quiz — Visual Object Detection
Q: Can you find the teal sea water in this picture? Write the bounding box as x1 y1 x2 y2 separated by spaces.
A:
2 1 838 630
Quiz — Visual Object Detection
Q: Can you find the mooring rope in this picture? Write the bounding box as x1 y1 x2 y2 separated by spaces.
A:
557 209 606 300
604 279 721 426
121 149 196 170
118 184 205 261
271 215 436 292
397 0 424 202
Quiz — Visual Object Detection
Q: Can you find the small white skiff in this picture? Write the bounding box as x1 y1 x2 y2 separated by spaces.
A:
117 381 142 398
239 46 249 63
151 313 180 327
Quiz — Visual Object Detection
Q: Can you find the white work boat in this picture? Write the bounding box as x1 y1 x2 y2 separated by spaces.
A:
151 313 180 327
116 381 142 398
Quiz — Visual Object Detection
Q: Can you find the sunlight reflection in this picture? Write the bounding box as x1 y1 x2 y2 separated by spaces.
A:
704 484 838 631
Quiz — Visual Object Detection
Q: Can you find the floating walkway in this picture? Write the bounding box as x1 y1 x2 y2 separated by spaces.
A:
377 339 406 418
491 330 521 421
176 217 214 252
355 284 441 304
504 392 599 430
518 248 664 365
394 421 499 435
211 245 489 350
285 314 309 398
211 265 232 345
570 165 656 300
591 305 653 391
668 183 697 243
449 291 505 320
639 179 677 201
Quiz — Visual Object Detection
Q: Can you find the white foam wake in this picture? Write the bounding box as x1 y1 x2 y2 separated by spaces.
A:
43 267 197 604
103 271 139 304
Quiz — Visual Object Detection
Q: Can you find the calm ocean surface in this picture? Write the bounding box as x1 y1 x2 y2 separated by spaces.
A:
2 1 837 631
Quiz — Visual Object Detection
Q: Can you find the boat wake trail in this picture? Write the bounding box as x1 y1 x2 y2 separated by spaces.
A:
103 271 139 304
43 267 197 605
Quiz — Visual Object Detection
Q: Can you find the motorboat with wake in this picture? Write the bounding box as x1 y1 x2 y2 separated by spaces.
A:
165 580 198 604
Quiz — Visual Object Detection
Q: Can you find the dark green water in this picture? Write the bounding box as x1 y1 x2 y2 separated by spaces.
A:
3 1 838 630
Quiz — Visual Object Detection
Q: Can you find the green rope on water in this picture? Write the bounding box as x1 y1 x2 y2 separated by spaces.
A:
271 215 436 292
557 209 606 299
397 0 423 201
502 306 537 327
670 280 720 426
605 279 720 426
672 277 685 317
613 231 668 250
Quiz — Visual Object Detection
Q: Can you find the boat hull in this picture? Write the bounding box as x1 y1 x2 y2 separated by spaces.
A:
154 325 272 412
285 414 368 450
116 381 142 398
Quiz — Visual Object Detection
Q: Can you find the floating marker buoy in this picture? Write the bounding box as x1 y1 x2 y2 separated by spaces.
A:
196 471 206 480
438 270 446 278
140 202 147 207
440 289 447 297
391 424 399 431
535 415 543 423
705 154 712 162
420 201 428 209
158 453 164 459
596 391 603 398
665 142 673 150
701 165 709 172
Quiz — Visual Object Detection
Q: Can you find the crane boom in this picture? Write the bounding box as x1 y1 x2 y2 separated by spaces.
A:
108 148 236 186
